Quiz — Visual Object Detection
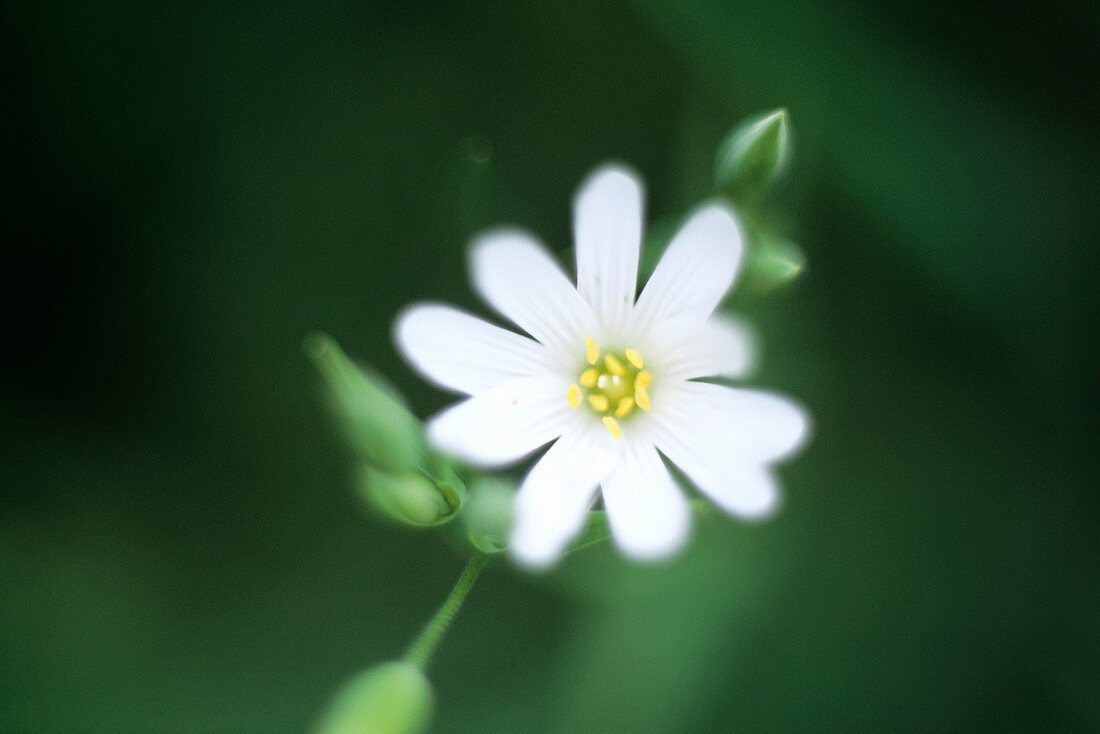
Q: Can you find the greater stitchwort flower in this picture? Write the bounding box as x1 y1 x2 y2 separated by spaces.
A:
396 165 808 568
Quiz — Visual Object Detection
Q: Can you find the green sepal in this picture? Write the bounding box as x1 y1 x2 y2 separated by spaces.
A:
461 477 515 554
736 226 806 299
305 332 426 473
428 462 467 514
714 108 791 203
357 466 465 528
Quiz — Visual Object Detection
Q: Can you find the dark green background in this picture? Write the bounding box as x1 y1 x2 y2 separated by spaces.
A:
4 1 1097 732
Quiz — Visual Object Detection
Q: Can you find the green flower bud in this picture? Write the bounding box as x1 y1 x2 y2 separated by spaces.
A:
462 477 515 553
740 230 806 297
358 465 466 527
314 661 433 734
714 108 791 202
305 333 425 473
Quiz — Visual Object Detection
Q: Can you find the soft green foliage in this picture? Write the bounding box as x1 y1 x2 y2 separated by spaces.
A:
314 662 433 734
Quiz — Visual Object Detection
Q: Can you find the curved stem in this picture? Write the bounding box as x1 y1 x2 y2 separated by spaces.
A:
403 552 489 671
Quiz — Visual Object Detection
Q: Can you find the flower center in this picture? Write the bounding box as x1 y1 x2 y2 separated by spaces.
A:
566 338 652 440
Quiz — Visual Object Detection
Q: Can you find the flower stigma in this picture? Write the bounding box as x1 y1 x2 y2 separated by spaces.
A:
567 337 652 439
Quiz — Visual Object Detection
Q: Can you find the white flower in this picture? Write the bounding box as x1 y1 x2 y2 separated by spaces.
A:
395 164 809 568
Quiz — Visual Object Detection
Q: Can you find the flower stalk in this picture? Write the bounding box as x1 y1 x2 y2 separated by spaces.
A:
403 552 490 671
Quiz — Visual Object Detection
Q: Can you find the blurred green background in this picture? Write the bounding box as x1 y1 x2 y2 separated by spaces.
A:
3 1 1097 732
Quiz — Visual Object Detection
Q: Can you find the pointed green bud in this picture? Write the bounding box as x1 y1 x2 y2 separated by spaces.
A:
305 333 425 473
739 230 806 297
314 661 433 734
462 477 514 553
714 108 791 201
358 465 466 527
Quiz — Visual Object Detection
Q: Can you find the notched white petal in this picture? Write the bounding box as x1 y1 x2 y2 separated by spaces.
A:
600 438 690 561
394 303 553 395
509 421 621 569
697 462 782 520
469 228 597 358
426 376 581 469
649 382 808 518
574 164 644 343
666 381 810 461
738 465 783 519
633 203 744 330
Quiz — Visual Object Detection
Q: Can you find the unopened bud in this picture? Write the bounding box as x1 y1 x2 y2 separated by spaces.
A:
714 108 791 202
305 333 425 473
740 230 806 297
358 465 466 527
314 661 433 734
462 477 514 553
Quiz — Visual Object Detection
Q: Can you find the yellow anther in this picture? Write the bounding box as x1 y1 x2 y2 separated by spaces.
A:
587 394 610 413
575 340 653 426
585 338 600 365
602 415 622 440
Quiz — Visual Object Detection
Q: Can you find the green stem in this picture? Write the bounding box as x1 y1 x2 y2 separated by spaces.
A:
403 552 489 671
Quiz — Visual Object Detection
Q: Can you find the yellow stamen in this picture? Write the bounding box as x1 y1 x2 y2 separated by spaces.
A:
602 415 622 440
587 394 610 413
585 337 600 365
574 340 653 427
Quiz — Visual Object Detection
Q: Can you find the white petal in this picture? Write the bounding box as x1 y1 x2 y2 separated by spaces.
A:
394 303 554 395
470 228 597 359
650 382 808 517
633 204 744 330
509 420 622 569
426 376 580 469
574 165 643 343
652 381 809 463
600 437 691 561
698 463 782 519
640 313 756 381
